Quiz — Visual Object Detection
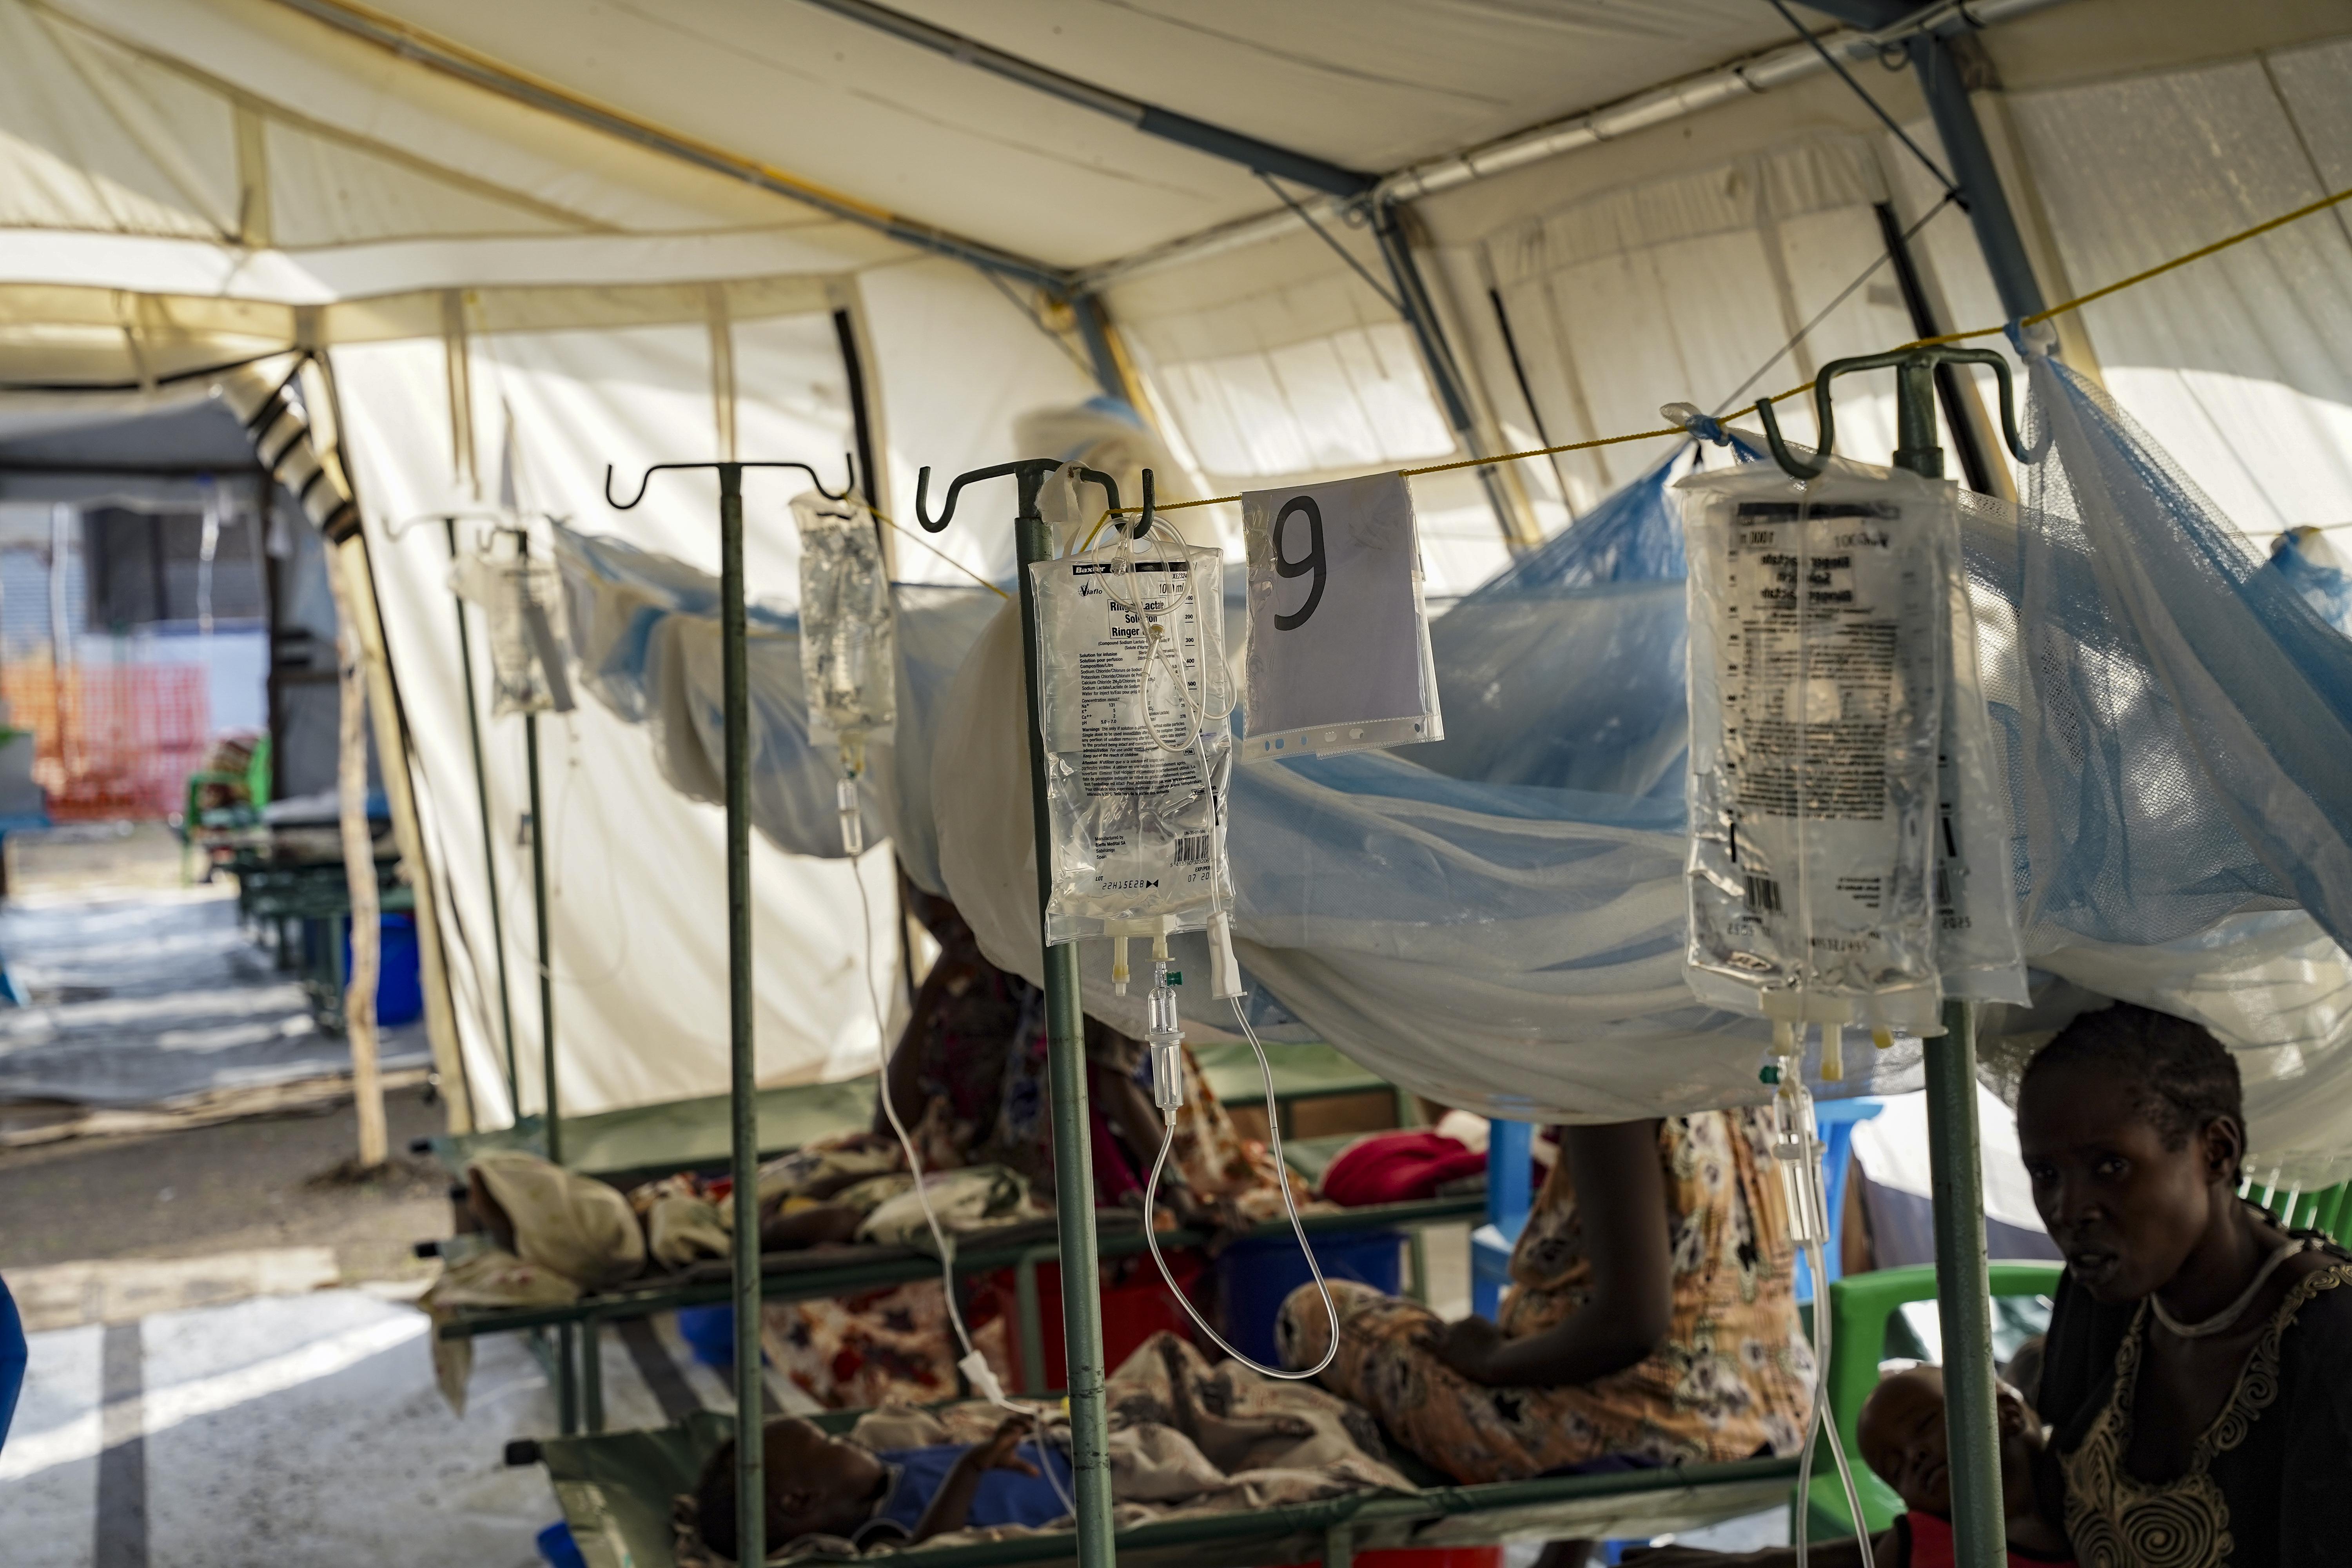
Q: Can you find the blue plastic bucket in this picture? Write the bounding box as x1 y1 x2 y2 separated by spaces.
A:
342 913 423 1027
1214 1229 1404 1368
535 1521 586 1568
675 1303 737 1367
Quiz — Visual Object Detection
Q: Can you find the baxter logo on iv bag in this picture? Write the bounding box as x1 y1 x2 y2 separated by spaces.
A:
1241 472 1443 761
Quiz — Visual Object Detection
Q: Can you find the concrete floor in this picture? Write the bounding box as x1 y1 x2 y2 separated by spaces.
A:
6 1289 603 1568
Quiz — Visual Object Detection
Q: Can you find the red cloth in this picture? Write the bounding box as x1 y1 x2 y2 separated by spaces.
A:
1900 1511 2075 1568
1320 1131 1487 1207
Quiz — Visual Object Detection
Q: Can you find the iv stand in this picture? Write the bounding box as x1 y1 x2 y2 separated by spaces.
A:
914 459 1125 1568
438 517 521 1114
1757 346 2033 1568
604 455 855 1568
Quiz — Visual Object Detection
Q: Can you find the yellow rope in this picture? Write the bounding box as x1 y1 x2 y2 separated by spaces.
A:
1101 181 2352 516
869 506 1013 598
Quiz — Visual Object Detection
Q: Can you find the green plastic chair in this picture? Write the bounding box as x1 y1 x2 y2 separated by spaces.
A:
2257 1178 2349 1243
1805 1260 2065 1540
182 734 272 881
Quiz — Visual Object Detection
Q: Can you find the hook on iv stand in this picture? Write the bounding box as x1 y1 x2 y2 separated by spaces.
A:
602 453 857 510
1754 345 2037 482
911 460 1121 534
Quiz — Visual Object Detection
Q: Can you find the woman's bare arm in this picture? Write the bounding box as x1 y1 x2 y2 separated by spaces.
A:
1438 1118 1672 1388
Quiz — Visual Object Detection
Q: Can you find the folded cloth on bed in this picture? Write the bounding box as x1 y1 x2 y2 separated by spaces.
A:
417 1244 581 1414
1319 1130 1488 1206
753 1132 907 1208
855 1166 1042 1247
634 1175 732 1270
472 1150 646 1291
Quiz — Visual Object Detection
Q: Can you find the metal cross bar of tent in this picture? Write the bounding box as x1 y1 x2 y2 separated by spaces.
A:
1752 345 2038 1568
911 457 1127 1568
602 454 857 1568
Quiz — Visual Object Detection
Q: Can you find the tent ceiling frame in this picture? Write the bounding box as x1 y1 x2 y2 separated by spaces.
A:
260 0 2074 301
795 0 1377 201
265 0 1073 291
1080 0 2076 289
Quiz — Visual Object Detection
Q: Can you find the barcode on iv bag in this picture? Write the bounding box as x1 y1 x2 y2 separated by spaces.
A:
1172 833 1214 866
1745 875 1783 914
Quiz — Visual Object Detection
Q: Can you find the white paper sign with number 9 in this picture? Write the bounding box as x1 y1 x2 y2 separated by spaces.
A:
1241 471 1443 762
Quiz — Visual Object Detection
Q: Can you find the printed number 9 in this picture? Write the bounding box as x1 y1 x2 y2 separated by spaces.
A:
1272 495 1326 631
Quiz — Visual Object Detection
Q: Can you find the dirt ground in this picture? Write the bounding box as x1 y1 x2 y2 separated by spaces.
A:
0 1081 456 1284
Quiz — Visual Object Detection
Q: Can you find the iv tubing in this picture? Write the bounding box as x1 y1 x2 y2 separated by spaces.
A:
850 857 1075 1515
1060 490 1328 1377
1799 1232 1875 1568
1137 993 1339 1381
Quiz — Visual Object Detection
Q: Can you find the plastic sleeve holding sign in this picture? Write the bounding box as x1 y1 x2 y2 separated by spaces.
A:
791 490 897 754
1030 540 1233 946
1240 472 1443 762
1933 526 2030 1007
1678 464 1947 1037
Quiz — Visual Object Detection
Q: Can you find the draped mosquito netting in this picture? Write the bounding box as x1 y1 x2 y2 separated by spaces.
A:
554 355 2352 1183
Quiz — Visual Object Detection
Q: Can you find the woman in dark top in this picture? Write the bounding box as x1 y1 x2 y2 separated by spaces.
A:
2016 1003 2352 1567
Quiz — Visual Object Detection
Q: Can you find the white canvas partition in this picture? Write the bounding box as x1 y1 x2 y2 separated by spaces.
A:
857 258 1106 588
1998 39 2352 537
1435 134 1963 521
333 307 903 1125
1103 227 1509 593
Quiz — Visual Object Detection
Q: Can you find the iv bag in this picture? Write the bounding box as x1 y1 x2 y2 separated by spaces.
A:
1678 463 1952 1038
451 549 574 719
1031 535 1232 946
792 490 896 764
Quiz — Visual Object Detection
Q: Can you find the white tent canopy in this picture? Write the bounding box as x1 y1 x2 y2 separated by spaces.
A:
2 0 2348 1129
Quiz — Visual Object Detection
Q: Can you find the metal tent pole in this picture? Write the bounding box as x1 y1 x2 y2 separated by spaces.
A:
444 517 521 1109
913 459 1118 1567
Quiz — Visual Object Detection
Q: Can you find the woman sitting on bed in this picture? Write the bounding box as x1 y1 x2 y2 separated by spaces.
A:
1279 1112 1814 1486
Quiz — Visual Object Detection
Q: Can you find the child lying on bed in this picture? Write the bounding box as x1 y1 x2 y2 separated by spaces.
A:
1629 1366 2073 1568
694 1412 1068 1559
686 1331 1416 1562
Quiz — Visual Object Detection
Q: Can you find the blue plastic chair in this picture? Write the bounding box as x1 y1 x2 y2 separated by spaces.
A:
1470 1120 1532 1319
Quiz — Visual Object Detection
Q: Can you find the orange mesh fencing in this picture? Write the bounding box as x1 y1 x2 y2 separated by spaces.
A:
0 663 212 822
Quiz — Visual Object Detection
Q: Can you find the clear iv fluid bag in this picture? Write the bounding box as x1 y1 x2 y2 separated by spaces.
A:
792 491 896 755
1679 465 1949 1035
450 549 573 719
1031 539 1232 946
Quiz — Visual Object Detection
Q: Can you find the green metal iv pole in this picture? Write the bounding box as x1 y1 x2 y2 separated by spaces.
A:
604 455 855 1568
1757 346 2036 1568
439 517 522 1111
914 458 1125 1568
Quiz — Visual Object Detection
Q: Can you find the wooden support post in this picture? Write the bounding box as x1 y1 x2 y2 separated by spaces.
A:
324 547 386 1169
